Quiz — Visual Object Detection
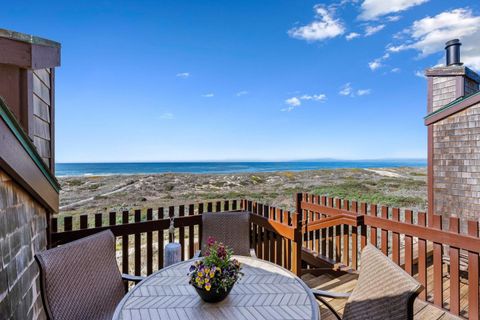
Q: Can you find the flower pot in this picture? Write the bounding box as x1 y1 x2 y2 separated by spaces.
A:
194 283 234 303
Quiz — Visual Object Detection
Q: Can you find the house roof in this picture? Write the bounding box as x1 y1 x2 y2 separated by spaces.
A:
0 28 60 48
424 91 480 125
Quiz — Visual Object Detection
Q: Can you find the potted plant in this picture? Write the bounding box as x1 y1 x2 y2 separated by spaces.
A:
188 236 242 303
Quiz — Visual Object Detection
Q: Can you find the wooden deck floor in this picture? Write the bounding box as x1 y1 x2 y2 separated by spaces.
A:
302 263 465 320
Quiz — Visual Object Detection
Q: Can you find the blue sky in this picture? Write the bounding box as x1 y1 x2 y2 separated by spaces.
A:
2 0 480 162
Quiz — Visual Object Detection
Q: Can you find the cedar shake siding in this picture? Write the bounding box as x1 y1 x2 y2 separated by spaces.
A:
0 169 47 319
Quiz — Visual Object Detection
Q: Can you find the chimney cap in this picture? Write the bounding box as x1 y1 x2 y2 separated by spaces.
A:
445 39 461 48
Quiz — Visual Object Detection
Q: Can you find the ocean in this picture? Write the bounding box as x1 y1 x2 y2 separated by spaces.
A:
55 160 426 177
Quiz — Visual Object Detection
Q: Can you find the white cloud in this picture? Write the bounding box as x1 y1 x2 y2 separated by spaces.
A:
285 97 301 107
339 83 353 96
357 89 372 96
300 94 327 102
391 67 401 73
359 0 429 21
346 32 361 40
159 112 174 120
283 93 327 111
368 59 382 70
176 72 190 78
288 5 345 41
202 93 214 98
339 83 371 97
415 70 426 78
365 24 385 36
281 106 295 112
387 8 480 70
236 91 248 97
368 53 390 71
387 15 402 22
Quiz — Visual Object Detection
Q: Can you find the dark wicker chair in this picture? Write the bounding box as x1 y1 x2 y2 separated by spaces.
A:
195 210 256 257
312 244 423 320
35 230 144 320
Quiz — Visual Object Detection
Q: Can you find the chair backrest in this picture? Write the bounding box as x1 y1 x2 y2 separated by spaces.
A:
343 244 423 320
201 211 251 256
35 230 125 320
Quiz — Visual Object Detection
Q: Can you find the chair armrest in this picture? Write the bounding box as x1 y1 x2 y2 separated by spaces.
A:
312 289 351 299
122 274 145 284
250 248 257 258
193 250 201 258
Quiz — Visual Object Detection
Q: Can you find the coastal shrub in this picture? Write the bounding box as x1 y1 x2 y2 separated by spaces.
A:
250 175 264 184
311 181 425 209
66 179 83 187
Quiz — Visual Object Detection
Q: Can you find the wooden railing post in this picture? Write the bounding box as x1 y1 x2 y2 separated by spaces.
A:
293 193 303 276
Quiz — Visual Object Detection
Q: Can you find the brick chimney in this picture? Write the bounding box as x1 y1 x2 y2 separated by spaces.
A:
425 39 480 226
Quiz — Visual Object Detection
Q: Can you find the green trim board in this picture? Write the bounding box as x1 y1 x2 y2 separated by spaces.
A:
424 91 480 121
0 98 60 192
0 28 61 48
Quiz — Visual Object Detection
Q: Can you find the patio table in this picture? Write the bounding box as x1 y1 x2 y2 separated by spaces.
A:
113 256 319 320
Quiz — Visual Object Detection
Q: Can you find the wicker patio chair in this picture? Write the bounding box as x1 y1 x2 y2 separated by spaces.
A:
195 210 256 257
35 230 144 320
312 244 423 320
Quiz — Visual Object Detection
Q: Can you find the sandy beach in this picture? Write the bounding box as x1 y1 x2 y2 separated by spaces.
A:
58 166 427 217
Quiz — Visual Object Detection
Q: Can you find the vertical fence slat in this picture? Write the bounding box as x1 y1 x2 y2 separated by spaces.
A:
370 204 378 248
335 199 342 262
146 208 153 275
342 200 349 266
418 212 427 301
122 210 129 278
198 203 204 250
188 204 195 259
433 214 443 307
351 201 358 270
134 209 141 276
269 207 275 263
381 206 388 256
321 196 327 257
263 204 270 262
293 193 303 276
404 210 413 275
314 196 321 255
168 206 175 243
392 208 400 265
283 210 290 269
179 205 185 261
359 203 367 250
327 197 334 259
276 208 283 266
468 220 479 320
158 207 164 269
449 216 460 316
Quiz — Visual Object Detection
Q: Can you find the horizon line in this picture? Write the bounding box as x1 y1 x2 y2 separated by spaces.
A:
56 158 427 164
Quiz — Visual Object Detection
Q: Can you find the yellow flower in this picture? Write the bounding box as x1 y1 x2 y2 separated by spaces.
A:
198 271 203 277
205 268 210 274
205 277 209 283
205 283 211 291
209 271 215 278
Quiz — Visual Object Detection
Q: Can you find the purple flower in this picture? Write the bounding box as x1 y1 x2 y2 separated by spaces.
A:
207 236 215 246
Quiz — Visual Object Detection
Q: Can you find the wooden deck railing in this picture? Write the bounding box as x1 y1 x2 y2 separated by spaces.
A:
50 194 480 319
298 193 480 319
50 199 303 277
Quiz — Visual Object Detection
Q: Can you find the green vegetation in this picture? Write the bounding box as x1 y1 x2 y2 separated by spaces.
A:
66 179 83 186
311 180 425 208
250 175 264 184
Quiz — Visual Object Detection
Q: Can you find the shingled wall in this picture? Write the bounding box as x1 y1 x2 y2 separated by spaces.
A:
0 169 46 320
